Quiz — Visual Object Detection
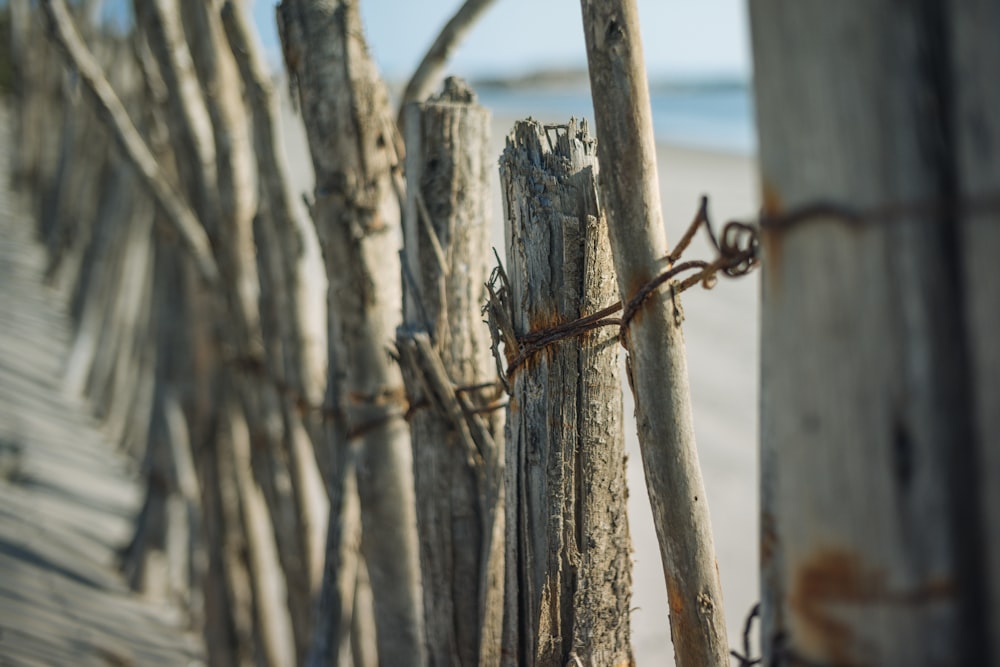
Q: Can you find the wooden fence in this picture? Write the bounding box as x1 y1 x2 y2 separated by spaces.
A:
8 1 1000 666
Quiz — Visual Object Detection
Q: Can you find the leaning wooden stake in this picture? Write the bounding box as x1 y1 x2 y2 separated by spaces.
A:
39 0 218 285
492 119 632 666
579 1 729 665
396 78 504 666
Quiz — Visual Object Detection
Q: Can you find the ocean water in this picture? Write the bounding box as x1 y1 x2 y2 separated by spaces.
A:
476 83 757 155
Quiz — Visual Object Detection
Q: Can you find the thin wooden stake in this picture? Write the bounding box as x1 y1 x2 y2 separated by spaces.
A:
579 1 729 665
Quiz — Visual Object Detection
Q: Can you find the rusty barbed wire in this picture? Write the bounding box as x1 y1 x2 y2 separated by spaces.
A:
226 352 505 442
485 186 1000 384
488 194 760 382
233 190 1000 416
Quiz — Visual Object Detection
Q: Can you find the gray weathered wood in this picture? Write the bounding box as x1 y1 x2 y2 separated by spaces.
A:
496 119 632 667
185 1 318 660
39 0 218 284
952 1 1000 661
277 2 425 665
221 5 327 660
751 2 997 664
396 77 504 667
579 2 728 665
133 3 278 663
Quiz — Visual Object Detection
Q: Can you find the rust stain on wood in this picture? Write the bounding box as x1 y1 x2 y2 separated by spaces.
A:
760 179 785 289
665 571 686 619
789 547 955 664
527 310 567 335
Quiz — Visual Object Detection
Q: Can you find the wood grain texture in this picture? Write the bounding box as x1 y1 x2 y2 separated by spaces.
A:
498 119 632 667
579 1 728 664
397 78 505 667
752 2 997 664
39 0 218 284
278 1 425 665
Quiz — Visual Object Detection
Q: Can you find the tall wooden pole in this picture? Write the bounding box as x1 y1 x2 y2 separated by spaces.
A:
952 0 1000 661
578 2 729 665
751 2 997 664
278 2 425 664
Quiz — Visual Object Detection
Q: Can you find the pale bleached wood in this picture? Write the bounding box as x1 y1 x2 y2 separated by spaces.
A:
396 77 503 666
220 6 328 661
37 6 234 653
229 396 297 667
220 0 318 422
277 2 425 665
38 0 218 284
578 2 728 665
751 2 995 664
179 0 258 327
183 2 318 661
134 3 282 663
134 0 219 227
497 119 632 667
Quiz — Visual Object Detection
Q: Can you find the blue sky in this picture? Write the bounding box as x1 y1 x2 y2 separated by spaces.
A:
252 0 751 80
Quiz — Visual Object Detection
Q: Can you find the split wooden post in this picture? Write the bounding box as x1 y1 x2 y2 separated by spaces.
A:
492 119 632 666
751 3 999 664
579 1 729 665
396 77 504 666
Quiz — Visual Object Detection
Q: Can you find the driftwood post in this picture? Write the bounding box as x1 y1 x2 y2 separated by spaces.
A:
492 119 632 666
579 1 729 665
396 77 505 667
751 3 999 664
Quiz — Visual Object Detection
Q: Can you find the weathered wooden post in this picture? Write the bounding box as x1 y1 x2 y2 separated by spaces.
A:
278 1 425 664
751 2 999 664
396 77 505 667
579 1 729 665
493 119 632 666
